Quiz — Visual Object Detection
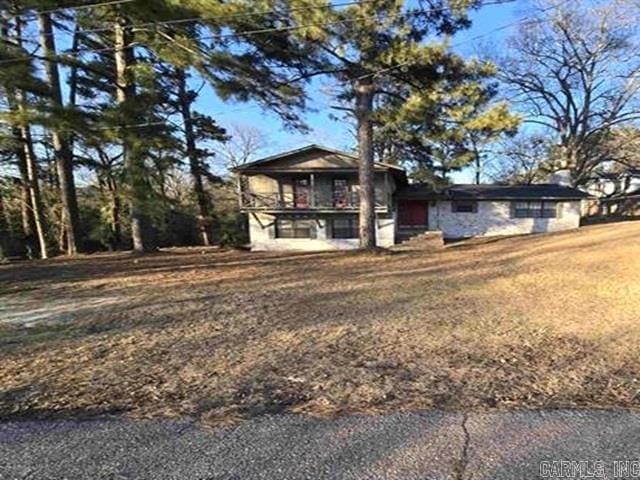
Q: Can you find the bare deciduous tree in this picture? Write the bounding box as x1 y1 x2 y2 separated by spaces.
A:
216 124 266 169
489 134 552 185
500 0 640 186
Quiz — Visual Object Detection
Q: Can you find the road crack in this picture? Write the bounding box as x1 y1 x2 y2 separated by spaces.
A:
455 412 472 480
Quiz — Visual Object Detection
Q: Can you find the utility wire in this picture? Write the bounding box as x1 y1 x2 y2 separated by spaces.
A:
13 0 377 39
11 0 136 18
12 0 517 41
0 0 517 63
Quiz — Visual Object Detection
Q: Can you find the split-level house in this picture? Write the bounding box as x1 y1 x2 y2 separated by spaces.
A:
234 144 590 251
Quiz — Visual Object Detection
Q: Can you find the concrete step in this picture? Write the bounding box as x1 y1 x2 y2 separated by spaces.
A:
394 230 444 251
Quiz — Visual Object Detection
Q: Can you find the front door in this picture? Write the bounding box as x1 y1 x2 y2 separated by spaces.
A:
398 200 428 227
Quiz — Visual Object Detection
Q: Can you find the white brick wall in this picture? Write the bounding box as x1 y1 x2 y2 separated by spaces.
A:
429 200 582 239
248 213 396 251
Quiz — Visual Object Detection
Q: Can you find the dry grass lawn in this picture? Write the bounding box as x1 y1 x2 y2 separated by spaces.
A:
1 221 640 425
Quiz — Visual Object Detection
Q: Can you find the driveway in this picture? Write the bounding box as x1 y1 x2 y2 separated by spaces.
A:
2 410 640 479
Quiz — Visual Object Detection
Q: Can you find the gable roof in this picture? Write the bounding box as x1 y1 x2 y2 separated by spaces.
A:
232 144 404 172
445 184 591 200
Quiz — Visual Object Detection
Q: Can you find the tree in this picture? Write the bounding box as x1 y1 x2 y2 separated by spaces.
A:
372 56 519 185
169 67 227 246
0 12 49 259
37 12 82 255
489 133 552 184
113 15 154 252
216 124 266 169
286 0 491 247
500 0 640 186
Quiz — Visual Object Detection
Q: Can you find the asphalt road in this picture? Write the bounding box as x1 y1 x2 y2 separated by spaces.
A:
2 410 640 479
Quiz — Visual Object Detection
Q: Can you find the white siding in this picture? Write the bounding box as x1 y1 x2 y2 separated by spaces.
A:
429 200 582 239
248 213 396 251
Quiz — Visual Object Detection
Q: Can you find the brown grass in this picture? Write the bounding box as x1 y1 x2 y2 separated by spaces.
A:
1 222 640 425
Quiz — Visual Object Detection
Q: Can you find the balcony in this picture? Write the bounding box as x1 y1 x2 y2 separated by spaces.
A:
240 190 388 212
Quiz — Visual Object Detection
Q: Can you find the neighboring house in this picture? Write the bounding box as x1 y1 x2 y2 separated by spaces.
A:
234 145 589 251
585 169 640 198
583 169 640 219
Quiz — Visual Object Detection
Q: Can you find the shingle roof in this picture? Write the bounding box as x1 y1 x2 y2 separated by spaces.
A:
445 184 591 200
396 183 591 200
232 144 404 172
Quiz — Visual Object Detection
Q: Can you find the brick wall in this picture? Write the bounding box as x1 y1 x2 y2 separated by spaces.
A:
429 200 582 239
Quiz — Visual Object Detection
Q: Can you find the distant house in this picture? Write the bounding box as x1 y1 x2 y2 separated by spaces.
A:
234 145 590 251
585 169 640 198
583 169 640 219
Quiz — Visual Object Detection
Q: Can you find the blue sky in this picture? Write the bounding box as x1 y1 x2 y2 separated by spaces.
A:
191 0 533 181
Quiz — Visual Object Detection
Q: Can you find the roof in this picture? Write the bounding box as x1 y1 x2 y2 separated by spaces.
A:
232 144 405 172
445 184 591 200
395 183 440 200
593 169 640 180
396 183 591 201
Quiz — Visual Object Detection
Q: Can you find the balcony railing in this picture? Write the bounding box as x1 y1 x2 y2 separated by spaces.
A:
240 191 387 210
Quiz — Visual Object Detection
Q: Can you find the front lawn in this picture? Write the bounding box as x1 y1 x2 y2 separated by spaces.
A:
1 221 640 425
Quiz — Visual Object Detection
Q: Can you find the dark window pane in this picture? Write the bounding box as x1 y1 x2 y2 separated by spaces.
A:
331 218 358 239
276 219 315 238
512 201 557 218
453 201 477 213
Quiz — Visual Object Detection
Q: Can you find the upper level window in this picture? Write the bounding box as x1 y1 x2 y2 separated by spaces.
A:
293 178 310 208
275 218 316 238
513 201 558 218
333 178 353 208
452 200 477 213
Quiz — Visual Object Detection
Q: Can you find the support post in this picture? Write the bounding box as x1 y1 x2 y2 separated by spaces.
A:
310 173 315 208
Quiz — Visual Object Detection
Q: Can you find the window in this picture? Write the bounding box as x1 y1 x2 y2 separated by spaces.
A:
293 178 310 208
452 200 477 213
333 178 353 208
331 217 359 239
513 201 558 218
275 218 316 238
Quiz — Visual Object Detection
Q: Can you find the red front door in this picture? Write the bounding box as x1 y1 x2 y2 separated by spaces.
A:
398 200 428 227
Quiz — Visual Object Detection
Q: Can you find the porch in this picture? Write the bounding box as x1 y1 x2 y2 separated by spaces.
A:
239 172 392 212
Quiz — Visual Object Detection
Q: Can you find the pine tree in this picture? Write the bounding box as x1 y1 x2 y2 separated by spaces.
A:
0 11 50 258
37 12 82 254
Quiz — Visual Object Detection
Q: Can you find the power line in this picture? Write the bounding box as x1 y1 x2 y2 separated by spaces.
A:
13 0 516 42
12 0 135 18
16 0 378 40
1 1 513 64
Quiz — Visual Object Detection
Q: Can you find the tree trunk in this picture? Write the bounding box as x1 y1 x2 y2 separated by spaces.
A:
19 111 49 259
354 77 376 249
474 145 481 185
13 126 36 238
175 68 213 246
38 12 82 255
6 16 48 259
68 22 81 109
114 16 153 253
0 189 7 258
106 175 122 250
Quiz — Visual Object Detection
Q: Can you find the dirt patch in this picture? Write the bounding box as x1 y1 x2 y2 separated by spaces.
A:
1 223 640 425
0 295 125 327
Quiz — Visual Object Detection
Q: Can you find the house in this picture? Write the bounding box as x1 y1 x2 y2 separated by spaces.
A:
582 169 640 219
585 168 640 198
234 144 590 251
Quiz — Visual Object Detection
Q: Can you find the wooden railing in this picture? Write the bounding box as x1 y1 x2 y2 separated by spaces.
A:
240 191 387 210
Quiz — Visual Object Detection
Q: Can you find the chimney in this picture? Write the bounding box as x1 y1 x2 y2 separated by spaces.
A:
549 169 572 186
